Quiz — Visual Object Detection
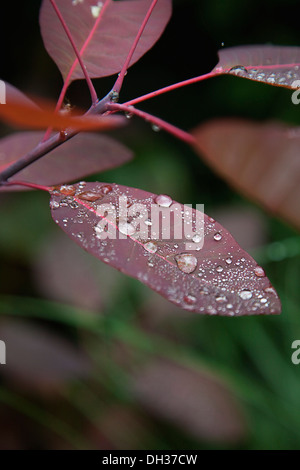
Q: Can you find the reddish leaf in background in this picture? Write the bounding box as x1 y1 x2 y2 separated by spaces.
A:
0 319 91 392
39 0 172 81
132 358 246 443
212 45 300 88
3 82 39 109
0 94 125 131
49 182 281 316
193 118 300 232
0 132 132 191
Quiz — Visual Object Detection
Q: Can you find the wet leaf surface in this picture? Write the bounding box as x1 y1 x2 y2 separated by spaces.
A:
49 182 281 316
213 45 300 89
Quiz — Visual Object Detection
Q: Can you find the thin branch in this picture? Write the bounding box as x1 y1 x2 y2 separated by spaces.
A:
0 92 112 183
108 102 196 146
113 0 159 94
124 72 217 106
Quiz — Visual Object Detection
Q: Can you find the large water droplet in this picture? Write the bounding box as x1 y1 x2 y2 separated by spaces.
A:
175 253 197 274
229 65 248 75
254 266 265 277
192 234 202 243
239 289 252 300
225 257 232 265
216 265 223 273
118 221 136 236
214 232 222 241
144 241 157 253
77 191 102 202
155 194 172 208
59 185 76 196
101 184 112 195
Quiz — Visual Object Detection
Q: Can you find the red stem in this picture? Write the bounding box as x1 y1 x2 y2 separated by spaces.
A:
3 181 52 192
108 102 196 146
49 0 97 104
125 71 217 106
43 0 103 141
113 0 159 94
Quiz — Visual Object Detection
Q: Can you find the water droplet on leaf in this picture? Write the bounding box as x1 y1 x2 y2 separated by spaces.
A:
175 253 197 274
214 232 222 241
239 289 252 300
155 194 172 208
144 241 157 253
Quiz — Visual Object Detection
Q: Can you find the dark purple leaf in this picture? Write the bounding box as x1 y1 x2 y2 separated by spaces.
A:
49 182 281 316
132 358 246 443
193 118 300 232
0 132 133 191
39 0 172 81
213 45 300 88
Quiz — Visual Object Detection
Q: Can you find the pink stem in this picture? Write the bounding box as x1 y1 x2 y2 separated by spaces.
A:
124 71 217 106
108 103 196 146
43 0 109 142
49 0 97 104
3 181 52 192
113 0 159 94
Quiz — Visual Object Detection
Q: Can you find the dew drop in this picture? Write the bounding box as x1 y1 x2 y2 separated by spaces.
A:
254 266 265 277
260 298 268 304
229 65 248 75
77 191 102 202
264 286 277 296
216 265 223 273
192 234 202 243
213 232 222 241
144 220 152 226
155 194 172 208
144 241 157 253
151 124 161 132
239 289 253 300
225 257 232 265
59 185 76 196
226 303 233 309
184 294 197 305
216 295 227 303
50 200 60 210
207 306 217 315
101 184 112 195
175 253 197 274
110 90 119 103
69 201 79 209
118 221 136 236
90 2 103 18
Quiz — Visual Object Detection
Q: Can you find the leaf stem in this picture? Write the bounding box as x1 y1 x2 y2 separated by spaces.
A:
2 181 52 192
124 71 217 106
107 102 196 145
49 0 98 105
113 0 159 94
